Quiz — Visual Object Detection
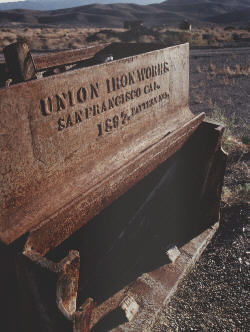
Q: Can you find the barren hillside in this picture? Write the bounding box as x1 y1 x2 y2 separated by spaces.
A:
0 0 250 27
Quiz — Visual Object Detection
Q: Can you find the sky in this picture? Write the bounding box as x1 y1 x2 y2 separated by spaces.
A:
0 0 163 2
0 0 165 3
0 0 25 2
0 0 166 3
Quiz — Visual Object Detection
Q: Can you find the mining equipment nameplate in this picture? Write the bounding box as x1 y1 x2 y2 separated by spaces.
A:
0 43 204 253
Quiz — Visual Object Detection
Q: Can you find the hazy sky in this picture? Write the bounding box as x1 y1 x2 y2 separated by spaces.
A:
0 0 163 3
0 0 165 3
0 0 25 2
0 0 163 2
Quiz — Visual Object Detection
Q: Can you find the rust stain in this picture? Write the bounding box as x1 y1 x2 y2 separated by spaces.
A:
0 41 227 332
0 42 198 253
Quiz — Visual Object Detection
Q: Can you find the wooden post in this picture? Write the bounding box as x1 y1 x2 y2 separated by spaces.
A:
3 41 36 82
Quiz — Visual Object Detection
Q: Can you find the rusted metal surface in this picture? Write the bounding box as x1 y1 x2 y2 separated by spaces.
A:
71 121 226 331
22 248 95 331
0 123 226 330
0 43 167 87
24 114 204 255
120 296 139 322
0 42 227 331
34 43 110 71
56 251 80 319
166 246 181 263
12 121 223 332
0 61 11 86
89 222 220 331
0 43 110 85
0 43 205 255
24 249 80 314
73 298 95 332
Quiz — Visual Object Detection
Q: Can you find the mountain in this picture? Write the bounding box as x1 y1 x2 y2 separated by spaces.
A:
0 0 250 27
0 0 162 11
165 0 250 4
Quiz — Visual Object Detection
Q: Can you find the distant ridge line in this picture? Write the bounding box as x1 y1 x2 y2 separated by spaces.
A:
0 0 249 27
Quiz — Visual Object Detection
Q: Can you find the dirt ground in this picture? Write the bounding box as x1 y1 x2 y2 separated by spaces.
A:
1 26 250 52
153 47 249 331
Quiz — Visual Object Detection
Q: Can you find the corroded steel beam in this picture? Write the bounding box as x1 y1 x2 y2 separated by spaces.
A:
3 41 36 82
34 43 110 71
0 43 204 254
0 43 110 85
0 42 227 332
22 248 95 332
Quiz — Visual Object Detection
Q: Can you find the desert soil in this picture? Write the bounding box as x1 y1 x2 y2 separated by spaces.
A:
153 47 249 332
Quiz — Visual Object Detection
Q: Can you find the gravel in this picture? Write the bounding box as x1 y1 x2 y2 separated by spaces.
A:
153 203 249 331
153 47 250 332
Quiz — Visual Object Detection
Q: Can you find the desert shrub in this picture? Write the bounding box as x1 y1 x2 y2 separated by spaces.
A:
16 34 33 46
192 32 200 40
232 33 240 41
1 28 11 32
68 42 79 49
208 107 248 159
159 30 191 45
209 107 235 150
3 32 16 43
206 63 250 78
191 32 204 45
196 65 202 73
224 26 235 31
179 31 191 42
235 183 250 203
222 183 250 205
223 64 250 76
208 34 217 45
106 37 121 43
202 33 209 40
139 34 155 43
201 32 218 45
29 38 44 50
209 63 216 72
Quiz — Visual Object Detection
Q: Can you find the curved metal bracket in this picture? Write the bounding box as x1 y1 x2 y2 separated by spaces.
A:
23 248 95 332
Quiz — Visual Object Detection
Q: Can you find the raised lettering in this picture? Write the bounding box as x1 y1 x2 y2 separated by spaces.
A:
105 118 113 132
90 83 99 99
66 114 73 128
101 101 107 113
113 115 119 128
129 72 135 85
75 111 82 123
77 87 87 103
68 90 76 107
58 117 65 131
56 93 67 112
92 104 100 116
120 74 128 88
108 98 114 110
97 123 103 136
40 96 54 116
